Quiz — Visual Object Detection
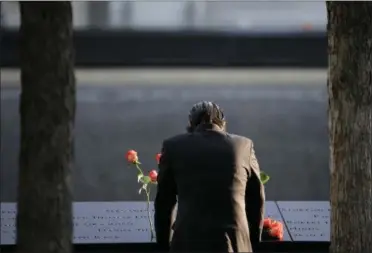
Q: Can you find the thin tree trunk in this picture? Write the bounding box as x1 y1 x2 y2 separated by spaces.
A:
17 2 75 253
327 2 372 253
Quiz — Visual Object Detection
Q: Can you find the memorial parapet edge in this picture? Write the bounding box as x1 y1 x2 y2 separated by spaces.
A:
276 201 330 242
1 201 291 245
1 202 153 245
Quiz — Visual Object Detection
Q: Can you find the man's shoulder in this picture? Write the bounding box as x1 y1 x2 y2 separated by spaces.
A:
226 133 253 146
163 132 254 147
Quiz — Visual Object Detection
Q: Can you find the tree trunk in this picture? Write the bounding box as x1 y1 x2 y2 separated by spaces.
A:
17 2 75 253
327 2 372 253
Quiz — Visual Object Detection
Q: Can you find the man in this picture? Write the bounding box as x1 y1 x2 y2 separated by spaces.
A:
154 101 265 252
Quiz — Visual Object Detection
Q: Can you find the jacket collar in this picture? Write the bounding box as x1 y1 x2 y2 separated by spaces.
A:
194 123 224 132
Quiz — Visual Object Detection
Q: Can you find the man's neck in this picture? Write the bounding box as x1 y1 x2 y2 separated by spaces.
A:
194 123 224 132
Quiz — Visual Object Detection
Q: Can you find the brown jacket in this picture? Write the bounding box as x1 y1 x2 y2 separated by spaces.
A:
154 123 265 252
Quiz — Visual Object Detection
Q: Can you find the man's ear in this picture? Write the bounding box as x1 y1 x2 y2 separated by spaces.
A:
186 121 193 133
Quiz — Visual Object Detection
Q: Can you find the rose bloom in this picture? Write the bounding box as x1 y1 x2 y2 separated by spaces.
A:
149 170 158 182
269 226 283 240
263 218 272 227
156 153 162 164
126 150 138 163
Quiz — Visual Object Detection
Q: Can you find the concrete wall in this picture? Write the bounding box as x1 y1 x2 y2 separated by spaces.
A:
0 69 329 202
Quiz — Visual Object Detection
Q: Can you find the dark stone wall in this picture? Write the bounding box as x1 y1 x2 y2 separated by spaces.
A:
1 82 329 202
1 30 326 67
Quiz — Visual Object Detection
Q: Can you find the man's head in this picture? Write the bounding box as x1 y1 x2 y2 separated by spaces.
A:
187 101 226 132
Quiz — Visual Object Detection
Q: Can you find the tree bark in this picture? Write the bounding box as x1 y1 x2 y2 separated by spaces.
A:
327 2 372 253
17 2 75 253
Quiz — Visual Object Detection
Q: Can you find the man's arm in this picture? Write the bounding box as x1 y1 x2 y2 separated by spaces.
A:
154 141 177 251
245 142 265 250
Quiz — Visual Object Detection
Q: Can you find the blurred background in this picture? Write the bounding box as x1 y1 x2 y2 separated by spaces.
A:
1 1 327 32
0 1 329 202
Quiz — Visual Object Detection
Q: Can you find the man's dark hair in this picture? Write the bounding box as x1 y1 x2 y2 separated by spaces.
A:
187 101 226 133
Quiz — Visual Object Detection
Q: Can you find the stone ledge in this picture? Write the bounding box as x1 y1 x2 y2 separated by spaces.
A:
1 68 327 87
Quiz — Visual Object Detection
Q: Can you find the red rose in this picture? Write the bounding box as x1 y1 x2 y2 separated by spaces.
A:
263 218 272 227
149 170 158 182
263 218 284 241
156 153 162 164
126 150 138 164
264 218 283 229
273 221 283 231
269 226 283 240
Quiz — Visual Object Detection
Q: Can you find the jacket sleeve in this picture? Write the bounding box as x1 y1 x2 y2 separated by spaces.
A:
154 141 177 251
245 142 265 250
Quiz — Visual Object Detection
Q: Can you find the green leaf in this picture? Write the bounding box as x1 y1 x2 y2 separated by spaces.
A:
137 174 144 183
142 176 151 184
139 184 148 194
260 171 270 184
